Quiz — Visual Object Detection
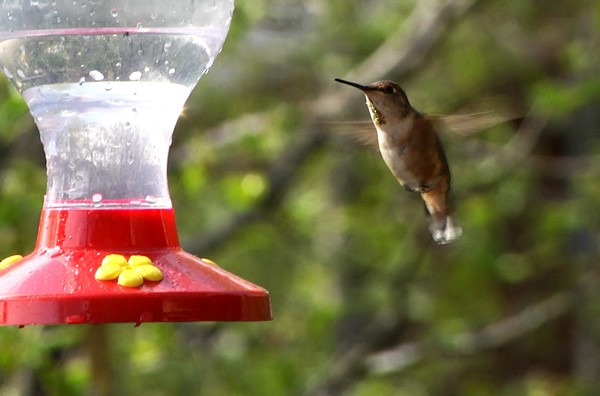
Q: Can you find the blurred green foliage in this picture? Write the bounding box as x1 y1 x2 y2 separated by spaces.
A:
1 0 600 395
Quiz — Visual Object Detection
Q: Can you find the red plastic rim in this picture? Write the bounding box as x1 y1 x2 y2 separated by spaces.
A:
0 207 272 325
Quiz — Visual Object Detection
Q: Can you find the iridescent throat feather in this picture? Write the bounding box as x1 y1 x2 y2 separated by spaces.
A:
367 98 385 126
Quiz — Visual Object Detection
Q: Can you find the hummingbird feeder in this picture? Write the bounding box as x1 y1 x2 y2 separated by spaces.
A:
0 0 271 325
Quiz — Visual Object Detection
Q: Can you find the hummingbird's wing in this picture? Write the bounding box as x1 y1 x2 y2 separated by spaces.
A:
431 111 519 136
325 120 379 148
429 95 520 136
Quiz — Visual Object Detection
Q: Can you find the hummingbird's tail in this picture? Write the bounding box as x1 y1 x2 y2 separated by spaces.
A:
420 176 462 244
428 215 462 244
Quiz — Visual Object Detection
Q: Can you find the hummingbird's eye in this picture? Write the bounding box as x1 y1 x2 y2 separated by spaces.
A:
383 86 395 94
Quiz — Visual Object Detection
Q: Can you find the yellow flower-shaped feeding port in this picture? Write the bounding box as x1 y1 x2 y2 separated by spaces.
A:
95 254 163 288
0 255 23 270
201 257 219 267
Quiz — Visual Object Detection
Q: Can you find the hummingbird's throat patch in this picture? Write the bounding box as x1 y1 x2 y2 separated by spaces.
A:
366 98 385 126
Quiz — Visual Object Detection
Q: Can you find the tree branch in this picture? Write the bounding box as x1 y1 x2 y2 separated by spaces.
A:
301 291 573 395
366 291 574 375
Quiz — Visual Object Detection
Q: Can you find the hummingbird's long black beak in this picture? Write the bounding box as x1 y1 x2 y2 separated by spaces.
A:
334 78 370 91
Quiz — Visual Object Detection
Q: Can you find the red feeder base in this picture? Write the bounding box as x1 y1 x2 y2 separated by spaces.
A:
0 207 272 325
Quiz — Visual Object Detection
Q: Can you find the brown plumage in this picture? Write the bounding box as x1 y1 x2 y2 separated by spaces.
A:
335 78 461 244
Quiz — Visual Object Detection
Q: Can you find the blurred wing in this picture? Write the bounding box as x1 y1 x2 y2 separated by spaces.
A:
325 120 379 148
431 111 520 136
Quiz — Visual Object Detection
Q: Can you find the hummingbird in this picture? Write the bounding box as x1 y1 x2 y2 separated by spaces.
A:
335 78 462 244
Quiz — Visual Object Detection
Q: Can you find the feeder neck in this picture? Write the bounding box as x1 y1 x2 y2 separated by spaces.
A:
36 207 181 251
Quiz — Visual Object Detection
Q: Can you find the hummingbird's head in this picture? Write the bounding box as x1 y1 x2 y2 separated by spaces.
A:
335 79 412 126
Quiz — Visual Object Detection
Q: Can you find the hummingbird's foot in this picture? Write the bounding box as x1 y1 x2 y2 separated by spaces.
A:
430 216 462 244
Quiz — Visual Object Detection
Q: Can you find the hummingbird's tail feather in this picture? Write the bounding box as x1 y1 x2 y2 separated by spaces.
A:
420 176 462 244
429 215 462 244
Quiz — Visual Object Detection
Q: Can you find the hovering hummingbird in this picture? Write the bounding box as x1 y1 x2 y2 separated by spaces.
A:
335 78 462 244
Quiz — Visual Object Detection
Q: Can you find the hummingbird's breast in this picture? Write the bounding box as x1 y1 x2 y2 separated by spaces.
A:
375 118 422 189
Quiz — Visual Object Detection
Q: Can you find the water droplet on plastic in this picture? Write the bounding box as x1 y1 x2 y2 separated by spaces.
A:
78 76 85 85
16 69 26 79
144 66 150 72
163 41 172 51
128 71 141 81
168 68 175 75
115 62 121 68
3 67 13 79
48 246 63 258
92 193 103 206
110 7 118 17
145 195 157 205
104 81 112 91
30 0 39 6
136 311 154 327
7 12 12 20
60 109 75 117
89 69 104 81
